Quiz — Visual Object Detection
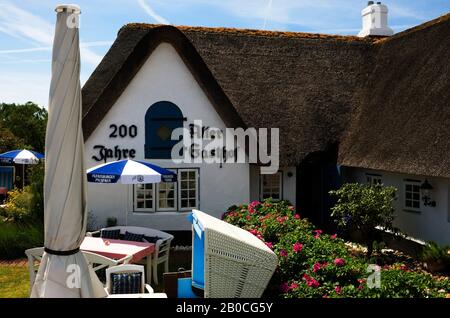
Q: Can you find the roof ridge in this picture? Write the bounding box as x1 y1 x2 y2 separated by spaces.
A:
121 23 374 43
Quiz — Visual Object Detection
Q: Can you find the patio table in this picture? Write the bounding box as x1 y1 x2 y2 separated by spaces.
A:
80 237 155 283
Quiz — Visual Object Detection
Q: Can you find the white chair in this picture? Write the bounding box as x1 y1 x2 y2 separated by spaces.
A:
105 264 153 296
82 251 132 274
25 247 44 293
146 235 173 285
87 226 174 285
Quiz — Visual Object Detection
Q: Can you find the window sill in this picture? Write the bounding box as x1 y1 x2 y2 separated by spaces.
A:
132 210 193 215
403 209 421 214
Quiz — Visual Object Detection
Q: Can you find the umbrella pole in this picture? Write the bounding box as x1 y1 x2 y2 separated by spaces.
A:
22 164 24 189
126 185 128 226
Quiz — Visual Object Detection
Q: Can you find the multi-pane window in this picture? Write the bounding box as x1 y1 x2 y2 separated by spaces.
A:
261 172 282 200
404 181 421 211
134 168 198 212
135 183 154 211
157 181 177 211
366 174 382 185
179 169 198 210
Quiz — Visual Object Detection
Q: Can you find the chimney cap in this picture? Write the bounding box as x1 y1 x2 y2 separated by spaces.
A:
55 4 81 14
368 1 374 5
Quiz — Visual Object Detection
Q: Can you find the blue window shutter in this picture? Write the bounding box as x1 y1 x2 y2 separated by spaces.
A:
145 101 184 159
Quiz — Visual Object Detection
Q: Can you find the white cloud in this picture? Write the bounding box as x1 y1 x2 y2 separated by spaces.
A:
0 1 105 66
137 0 170 24
263 0 273 30
152 0 358 30
0 41 113 55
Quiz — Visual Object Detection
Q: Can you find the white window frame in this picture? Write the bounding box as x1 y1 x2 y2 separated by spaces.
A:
156 169 177 212
134 183 156 212
260 171 283 201
404 180 421 212
178 169 199 211
366 173 382 185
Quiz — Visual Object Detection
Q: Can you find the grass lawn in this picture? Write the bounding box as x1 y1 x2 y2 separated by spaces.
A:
0 265 29 298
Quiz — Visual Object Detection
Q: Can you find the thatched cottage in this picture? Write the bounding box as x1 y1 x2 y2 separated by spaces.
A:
81 3 450 244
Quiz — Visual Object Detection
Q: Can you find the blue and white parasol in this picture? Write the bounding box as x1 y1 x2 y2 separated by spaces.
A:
0 149 45 188
0 149 44 164
86 159 177 184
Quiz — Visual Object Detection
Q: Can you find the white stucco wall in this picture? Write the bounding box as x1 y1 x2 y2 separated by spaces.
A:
249 165 296 205
85 43 250 231
342 167 450 245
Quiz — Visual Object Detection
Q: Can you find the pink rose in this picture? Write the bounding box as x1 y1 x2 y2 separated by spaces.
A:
313 263 321 272
331 234 337 239
334 258 345 266
303 274 320 288
279 249 288 257
290 282 298 290
335 286 341 294
294 214 300 219
293 242 303 253
314 229 323 239
265 242 273 249
250 201 260 207
308 279 319 288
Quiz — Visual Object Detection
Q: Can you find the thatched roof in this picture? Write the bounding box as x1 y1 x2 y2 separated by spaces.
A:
339 13 450 178
82 13 450 177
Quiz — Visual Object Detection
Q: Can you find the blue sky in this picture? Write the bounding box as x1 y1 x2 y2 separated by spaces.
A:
0 0 449 108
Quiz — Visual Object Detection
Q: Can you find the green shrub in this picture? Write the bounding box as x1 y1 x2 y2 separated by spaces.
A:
28 163 44 220
0 221 44 259
0 187 34 223
224 198 450 298
0 162 44 224
420 242 450 274
329 183 398 256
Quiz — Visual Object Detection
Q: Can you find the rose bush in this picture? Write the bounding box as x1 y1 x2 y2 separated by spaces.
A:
223 199 450 298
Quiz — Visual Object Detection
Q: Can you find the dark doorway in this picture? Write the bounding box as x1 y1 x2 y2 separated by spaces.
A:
296 144 342 231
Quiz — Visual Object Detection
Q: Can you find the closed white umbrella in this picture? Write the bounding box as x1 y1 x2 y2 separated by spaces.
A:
31 5 106 298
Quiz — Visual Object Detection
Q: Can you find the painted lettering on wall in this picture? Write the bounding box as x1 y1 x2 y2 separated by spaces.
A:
92 124 138 162
92 145 136 162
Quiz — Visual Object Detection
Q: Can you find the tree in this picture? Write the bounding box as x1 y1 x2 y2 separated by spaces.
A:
0 102 47 152
329 183 397 257
0 122 26 153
